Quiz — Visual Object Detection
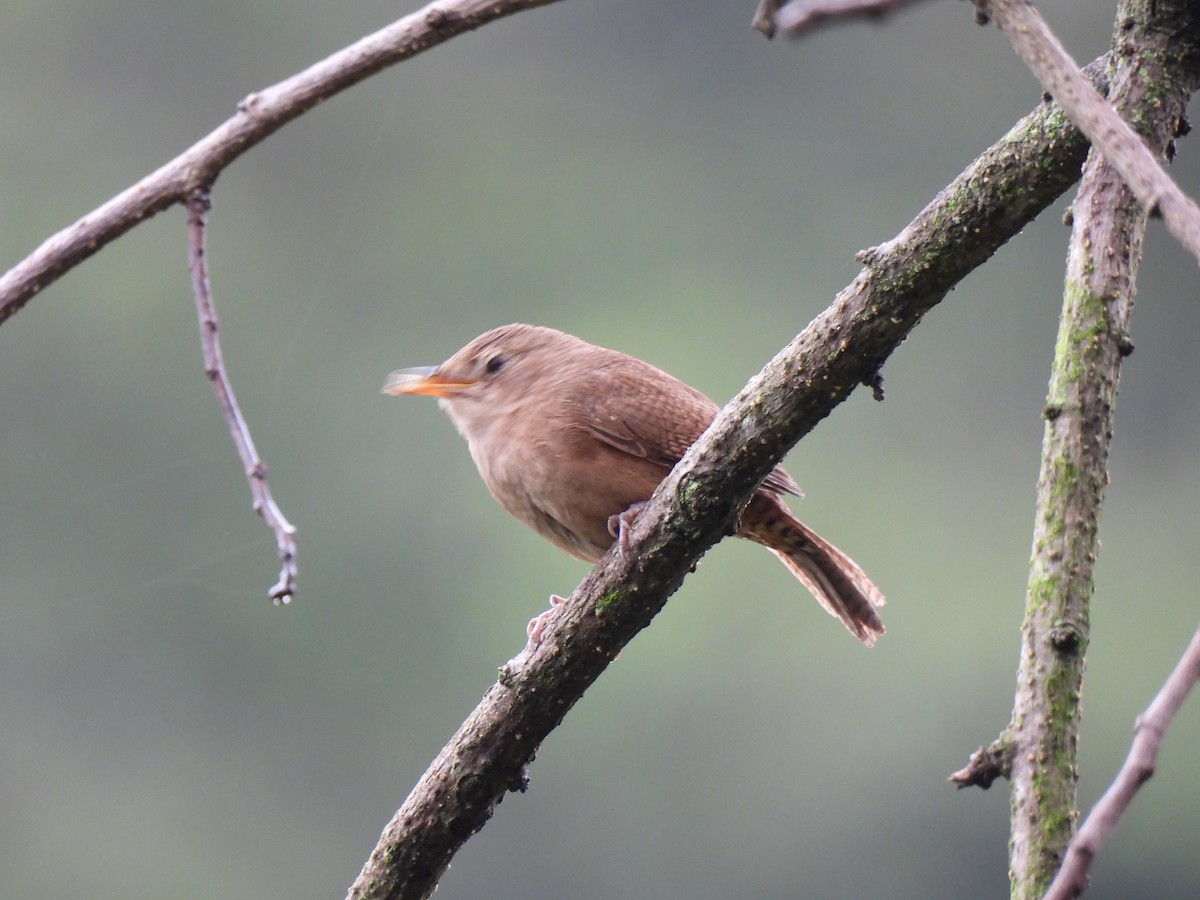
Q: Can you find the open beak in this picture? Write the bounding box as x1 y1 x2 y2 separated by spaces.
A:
382 366 476 398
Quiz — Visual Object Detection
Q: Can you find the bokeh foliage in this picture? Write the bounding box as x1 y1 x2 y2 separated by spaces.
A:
1 2 1198 898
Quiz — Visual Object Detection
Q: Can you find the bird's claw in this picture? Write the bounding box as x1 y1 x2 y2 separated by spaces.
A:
526 593 569 648
606 500 648 555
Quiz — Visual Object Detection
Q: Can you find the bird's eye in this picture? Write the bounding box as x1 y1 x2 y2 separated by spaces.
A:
485 355 505 374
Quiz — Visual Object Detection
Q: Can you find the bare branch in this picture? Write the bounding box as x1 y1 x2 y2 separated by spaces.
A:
1004 151 1136 900
186 192 297 604
774 0 932 36
345 68 1102 900
991 5 1196 894
1044 624 1200 900
0 0 562 328
975 0 1200 264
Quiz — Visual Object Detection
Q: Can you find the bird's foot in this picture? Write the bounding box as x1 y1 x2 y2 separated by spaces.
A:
606 501 648 555
526 594 569 648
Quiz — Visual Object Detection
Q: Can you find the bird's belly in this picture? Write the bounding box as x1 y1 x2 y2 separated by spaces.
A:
471 438 658 563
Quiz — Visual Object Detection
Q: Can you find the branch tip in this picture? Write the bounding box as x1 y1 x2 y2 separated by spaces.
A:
862 368 885 401
949 739 1012 789
774 0 931 35
752 0 780 37
187 192 298 606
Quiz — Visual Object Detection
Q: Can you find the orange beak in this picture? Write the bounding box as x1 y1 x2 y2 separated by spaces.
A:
382 366 476 398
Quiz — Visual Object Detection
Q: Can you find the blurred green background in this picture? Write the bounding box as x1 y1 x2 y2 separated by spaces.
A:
2 2 1198 898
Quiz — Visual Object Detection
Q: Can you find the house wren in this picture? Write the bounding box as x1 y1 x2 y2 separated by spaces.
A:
384 324 885 645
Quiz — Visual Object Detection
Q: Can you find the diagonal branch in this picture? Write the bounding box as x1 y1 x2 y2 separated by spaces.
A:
976 0 1200 264
0 0 563 328
186 192 297 604
1044 623 1200 900
345 62 1108 900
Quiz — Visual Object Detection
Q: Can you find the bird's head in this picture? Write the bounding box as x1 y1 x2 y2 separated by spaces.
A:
383 323 584 439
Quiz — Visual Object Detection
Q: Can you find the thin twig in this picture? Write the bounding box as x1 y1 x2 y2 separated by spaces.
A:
0 0 563 328
975 0 1200 265
186 191 297 604
1044 624 1200 900
774 0 931 35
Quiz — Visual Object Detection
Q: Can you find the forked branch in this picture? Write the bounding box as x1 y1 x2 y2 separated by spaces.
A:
0 0 563 329
0 0 567 602
975 0 1200 264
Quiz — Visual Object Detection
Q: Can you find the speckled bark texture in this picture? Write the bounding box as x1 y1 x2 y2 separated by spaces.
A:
1005 4 1200 897
343 25 1193 899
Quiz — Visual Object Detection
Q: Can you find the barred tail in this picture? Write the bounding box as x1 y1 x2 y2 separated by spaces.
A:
742 495 886 646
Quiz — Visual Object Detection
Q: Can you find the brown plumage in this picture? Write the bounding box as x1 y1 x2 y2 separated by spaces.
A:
384 323 885 645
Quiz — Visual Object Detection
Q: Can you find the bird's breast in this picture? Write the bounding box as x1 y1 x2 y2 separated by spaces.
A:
461 413 663 563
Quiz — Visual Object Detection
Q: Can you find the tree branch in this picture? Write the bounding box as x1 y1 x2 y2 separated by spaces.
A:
772 0 932 36
948 735 1013 790
0 0 564 604
978 4 1197 896
975 0 1200 265
1005 129 1140 900
1044 623 1200 900
0 0 563 328
186 192 297 604
344 59 1112 900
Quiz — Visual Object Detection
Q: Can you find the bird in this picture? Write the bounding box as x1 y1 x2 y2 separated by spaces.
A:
383 323 885 646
